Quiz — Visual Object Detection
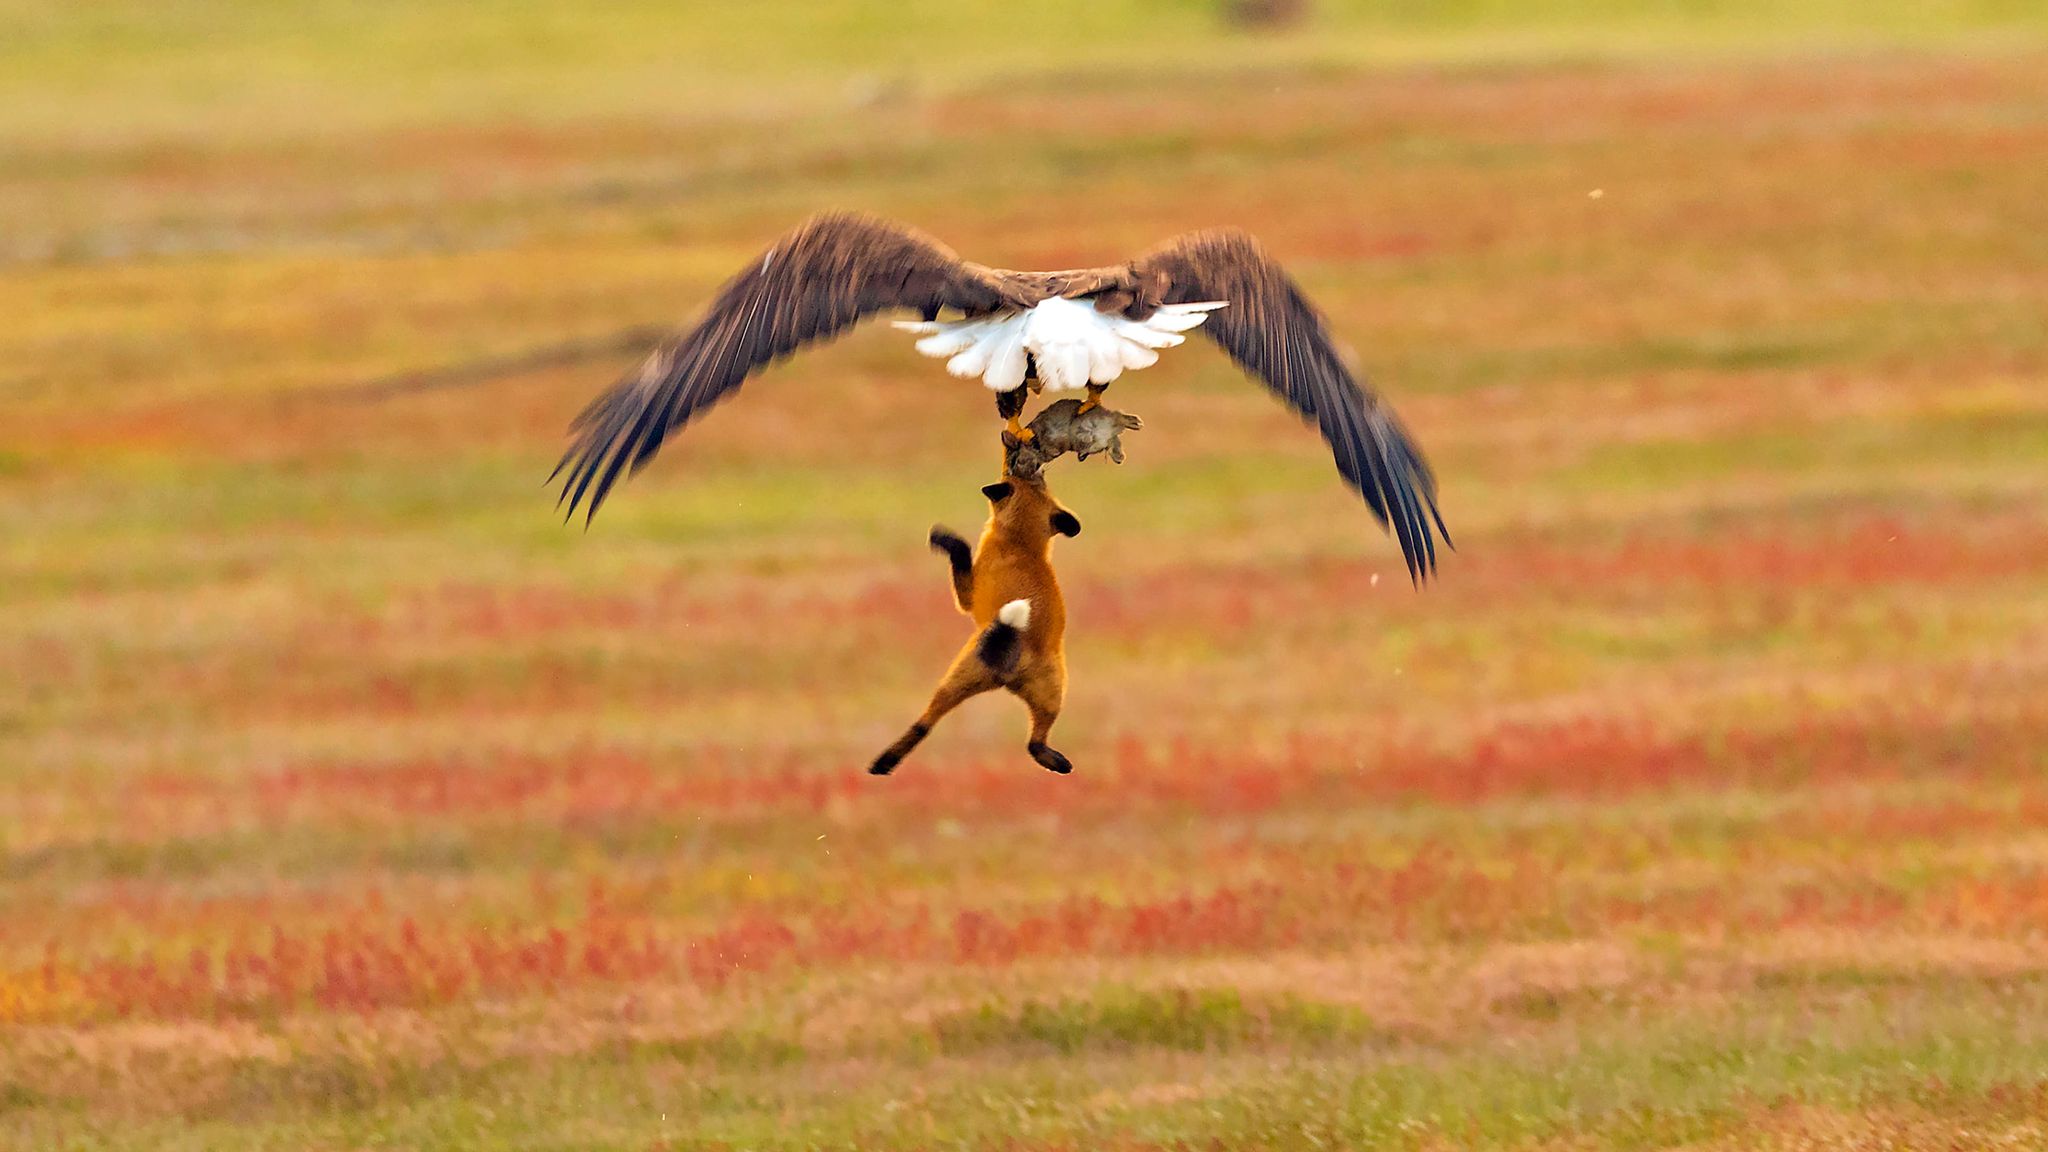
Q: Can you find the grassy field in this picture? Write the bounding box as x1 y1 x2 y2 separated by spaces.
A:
5 3 2048 1148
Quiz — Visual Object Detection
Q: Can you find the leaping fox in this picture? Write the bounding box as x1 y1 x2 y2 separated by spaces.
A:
869 469 1082 776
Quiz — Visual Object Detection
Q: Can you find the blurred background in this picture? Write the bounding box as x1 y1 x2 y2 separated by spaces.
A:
4 3 2047 1148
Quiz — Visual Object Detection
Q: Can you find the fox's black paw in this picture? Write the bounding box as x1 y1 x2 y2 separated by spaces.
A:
871 724 929 776
1028 742 1072 775
929 526 971 555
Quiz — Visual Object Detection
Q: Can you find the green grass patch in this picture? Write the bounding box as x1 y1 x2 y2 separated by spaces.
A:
933 987 1379 1054
7 1 2046 142
10 980 2047 1150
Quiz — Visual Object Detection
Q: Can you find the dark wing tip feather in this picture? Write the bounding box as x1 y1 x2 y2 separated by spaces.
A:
1354 408 1445 584
1134 229 1450 583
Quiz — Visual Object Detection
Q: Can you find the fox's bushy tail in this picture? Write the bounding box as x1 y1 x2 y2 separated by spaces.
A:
975 599 1031 675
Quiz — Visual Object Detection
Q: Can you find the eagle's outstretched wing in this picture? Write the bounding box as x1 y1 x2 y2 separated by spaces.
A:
1131 230 1450 583
554 212 1015 520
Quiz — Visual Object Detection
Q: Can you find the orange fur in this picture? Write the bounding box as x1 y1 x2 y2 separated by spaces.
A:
869 469 1082 776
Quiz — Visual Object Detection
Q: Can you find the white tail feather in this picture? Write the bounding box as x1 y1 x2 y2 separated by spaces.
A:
1113 323 1185 350
997 599 1031 630
1146 301 1228 331
1086 335 1122 384
946 338 994 379
913 328 978 357
985 320 1029 391
897 298 1228 391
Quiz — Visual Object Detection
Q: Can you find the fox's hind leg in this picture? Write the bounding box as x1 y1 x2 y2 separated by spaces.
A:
869 649 997 776
1013 664 1071 775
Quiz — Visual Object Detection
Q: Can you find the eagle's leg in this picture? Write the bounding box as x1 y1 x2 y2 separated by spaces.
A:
996 385 1034 443
1075 383 1108 416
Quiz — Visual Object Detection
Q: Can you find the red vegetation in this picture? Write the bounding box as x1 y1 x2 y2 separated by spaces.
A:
18 845 2048 1025
1473 517 2048 593
92 703 2042 839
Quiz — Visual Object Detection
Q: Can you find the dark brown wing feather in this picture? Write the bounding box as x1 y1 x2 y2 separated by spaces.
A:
1131 229 1450 583
554 212 1014 520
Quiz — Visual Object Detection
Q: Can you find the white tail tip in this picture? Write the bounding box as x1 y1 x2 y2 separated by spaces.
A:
997 599 1031 630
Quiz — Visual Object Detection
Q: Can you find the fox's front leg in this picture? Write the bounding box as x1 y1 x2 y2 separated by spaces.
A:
929 526 975 613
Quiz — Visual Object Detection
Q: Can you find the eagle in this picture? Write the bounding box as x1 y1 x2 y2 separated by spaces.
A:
554 212 1450 581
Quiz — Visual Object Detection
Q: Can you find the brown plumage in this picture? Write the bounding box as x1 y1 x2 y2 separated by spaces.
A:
870 470 1082 777
555 211 1449 581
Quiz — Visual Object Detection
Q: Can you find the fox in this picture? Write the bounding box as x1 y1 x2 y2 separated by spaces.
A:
869 468 1083 777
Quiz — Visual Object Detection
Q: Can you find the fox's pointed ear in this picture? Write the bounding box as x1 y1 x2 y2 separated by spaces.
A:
1050 510 1081 538
982 481 1014 503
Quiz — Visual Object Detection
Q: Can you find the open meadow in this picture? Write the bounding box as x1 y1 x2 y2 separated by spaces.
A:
4 3 2048 1148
